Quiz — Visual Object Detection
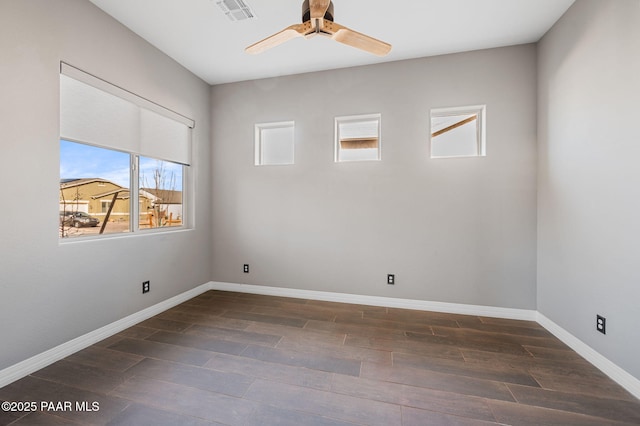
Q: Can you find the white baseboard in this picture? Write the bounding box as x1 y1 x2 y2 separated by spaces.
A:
208 281 538 321
537 313 640 400
0 283 210 389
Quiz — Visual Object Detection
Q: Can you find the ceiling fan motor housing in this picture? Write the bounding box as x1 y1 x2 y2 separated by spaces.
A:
302 0 334 22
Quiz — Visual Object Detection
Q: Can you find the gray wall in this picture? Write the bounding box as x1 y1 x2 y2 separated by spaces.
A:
0 0 211 370
211 45 538 309
537 0 640 380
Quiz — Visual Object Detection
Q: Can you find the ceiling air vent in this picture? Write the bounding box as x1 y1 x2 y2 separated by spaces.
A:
215 0 256 22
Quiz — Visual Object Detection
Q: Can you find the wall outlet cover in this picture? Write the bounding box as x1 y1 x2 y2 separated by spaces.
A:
597 315 606 334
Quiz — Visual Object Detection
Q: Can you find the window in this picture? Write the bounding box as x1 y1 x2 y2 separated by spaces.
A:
335 114 381 162
139 157 184 229
430 105 485 158
255 121 295 165
60 141 131 237
59 63 193 239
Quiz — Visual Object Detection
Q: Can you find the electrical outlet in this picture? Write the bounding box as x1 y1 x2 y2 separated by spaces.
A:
596 315 606 334
243 264 249 273
142 280 150 294
387 274 395 285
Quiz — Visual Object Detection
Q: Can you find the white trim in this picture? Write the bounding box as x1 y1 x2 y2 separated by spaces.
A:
537 313 640 400
208 281 537 320
0 283 210 389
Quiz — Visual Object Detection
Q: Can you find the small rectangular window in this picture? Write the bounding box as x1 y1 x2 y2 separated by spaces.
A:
335 114 381 162
430 105 485 158
255 121 295 165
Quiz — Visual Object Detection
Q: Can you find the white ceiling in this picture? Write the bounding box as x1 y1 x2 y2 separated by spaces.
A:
88 0 575 85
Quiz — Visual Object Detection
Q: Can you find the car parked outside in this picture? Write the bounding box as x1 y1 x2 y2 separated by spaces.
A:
60 211 100 228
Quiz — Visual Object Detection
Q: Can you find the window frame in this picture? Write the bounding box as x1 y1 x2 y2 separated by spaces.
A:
138 155 186 231
430 105 486 159
59 63 193 241
254 121 295 166
334 113 382 163
59 140 189 240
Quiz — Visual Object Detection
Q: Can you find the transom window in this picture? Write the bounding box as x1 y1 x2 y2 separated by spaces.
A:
335 114 381 162
430 105 486 158
255 121 295 166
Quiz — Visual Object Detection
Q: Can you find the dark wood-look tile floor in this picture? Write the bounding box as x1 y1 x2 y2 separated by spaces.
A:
1 290 639 425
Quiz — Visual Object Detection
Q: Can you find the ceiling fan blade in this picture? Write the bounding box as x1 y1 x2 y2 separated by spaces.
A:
309 0 331 20
324 21 392 57
245 23 311 54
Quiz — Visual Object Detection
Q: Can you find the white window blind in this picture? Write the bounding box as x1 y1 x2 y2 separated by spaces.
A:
60 63 193 165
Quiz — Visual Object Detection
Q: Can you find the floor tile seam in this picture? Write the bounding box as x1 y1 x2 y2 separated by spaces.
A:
507 381 640 405
336 319 447 334
451 348 542 369
365 345 466 364
2 409 33 426
143 329 252 355
360 367 520 403
254 401 366 426
103 341 223 369
206 360 333 391
21 372 120 398
526 372 640 403
244 377 404 423
99 400 134 425
124 355 256 384
236 349 362 379
431 325 556 341
482 398 504 424
45 356 143 378
111 397 231 425
386 361 538 388
332 372 505 415
221 310 309 327
185 327 283 348
240 340 365 363
391 340 538 362
491 395 640 426
279 333 392 357
118 365 257 400
22 411 88 426
111 373 254 409
399 403 500 425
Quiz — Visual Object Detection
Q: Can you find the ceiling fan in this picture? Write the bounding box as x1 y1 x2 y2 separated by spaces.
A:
245 0 392 56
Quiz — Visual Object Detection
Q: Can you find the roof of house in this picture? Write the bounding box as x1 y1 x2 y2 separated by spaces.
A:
90 188 130 200
141 188 182 204
60 178 120 190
